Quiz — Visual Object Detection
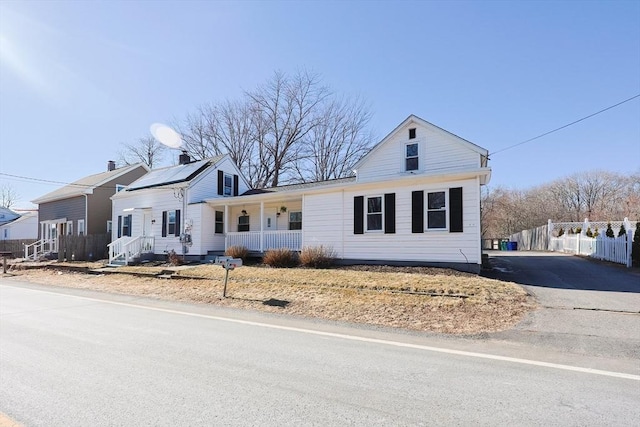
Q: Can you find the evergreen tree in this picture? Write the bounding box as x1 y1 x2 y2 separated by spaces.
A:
632 221 640 267
618 223 627 238
605 223 615 238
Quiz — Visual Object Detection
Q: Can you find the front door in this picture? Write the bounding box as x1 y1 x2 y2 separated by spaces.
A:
265 214 276 230
142 211 153 236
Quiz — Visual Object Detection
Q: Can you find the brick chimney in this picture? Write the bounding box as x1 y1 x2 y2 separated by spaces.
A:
179 151 191 165
107 160 116 171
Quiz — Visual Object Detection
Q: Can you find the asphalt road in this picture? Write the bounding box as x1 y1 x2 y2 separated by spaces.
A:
483 251 640 362
1 281 639 426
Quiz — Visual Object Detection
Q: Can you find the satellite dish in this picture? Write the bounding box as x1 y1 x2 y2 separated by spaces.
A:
150 123 183 149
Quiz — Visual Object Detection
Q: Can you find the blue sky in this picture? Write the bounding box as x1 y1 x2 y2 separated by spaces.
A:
1 0 639 209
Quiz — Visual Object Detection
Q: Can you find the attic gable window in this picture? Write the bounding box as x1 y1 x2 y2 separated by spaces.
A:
406 143 419 171
409 128 416 139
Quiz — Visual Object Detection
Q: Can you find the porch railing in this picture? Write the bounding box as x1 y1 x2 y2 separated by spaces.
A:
226 230 302 252
24 238 57 261
108 236 155 265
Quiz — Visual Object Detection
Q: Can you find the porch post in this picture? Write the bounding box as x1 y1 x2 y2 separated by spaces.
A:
260 201 264 252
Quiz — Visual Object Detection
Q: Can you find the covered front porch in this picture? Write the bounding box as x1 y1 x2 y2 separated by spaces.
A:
210 196 304 253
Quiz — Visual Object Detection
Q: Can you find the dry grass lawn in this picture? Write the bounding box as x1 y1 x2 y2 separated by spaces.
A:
4 261 536 335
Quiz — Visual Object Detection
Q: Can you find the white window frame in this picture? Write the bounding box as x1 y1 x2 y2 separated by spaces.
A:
223 173 233 196
3 228 8 239
366 195 383 232
288 211 302 230
167 210 177 235
405 142 419 172
66 220 73 235
238 215 250 232
215 211 224 234
106 220 113 234
77 219 85 236
426 190 448 231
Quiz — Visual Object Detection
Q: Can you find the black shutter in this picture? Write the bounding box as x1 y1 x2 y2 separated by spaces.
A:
117 215 122 238
217 170 224 195
354 196 364 235
449 187 463 233
162 211 167 237
127 215 132 236
384 193 395 234
412 191 424 233
233 174 239 196
175 210 181 236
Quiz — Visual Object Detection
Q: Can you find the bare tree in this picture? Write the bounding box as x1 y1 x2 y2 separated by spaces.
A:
0 184 19 209
295 96 374 182
118 135 166 168
246 70 331 187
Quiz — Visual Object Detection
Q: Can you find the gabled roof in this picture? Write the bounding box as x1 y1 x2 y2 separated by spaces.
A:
353 114 488 170
31 163 149 204
0 211 37 226
124 155 225 192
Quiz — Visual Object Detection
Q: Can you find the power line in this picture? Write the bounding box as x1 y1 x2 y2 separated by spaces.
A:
490 94 640 157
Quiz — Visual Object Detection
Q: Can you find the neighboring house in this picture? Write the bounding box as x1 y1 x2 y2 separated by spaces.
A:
111 115 491 272
26 161 149 259
109 153 249 265
0 207 21 226
0 211 38 240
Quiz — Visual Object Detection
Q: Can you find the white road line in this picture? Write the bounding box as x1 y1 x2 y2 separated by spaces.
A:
4 284 640 382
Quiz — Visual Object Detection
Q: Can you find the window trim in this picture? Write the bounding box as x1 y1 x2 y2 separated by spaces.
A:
288 211 302 231
107 220 113 234
77 219 85 236
66 220 73 235
405 142 419 172
223 173 233 196
215 211 224 234
426 190 448 231
238 215 250 232
366 195 384 232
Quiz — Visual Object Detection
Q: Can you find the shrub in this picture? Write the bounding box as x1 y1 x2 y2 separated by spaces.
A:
618 223 627 238
605 223 615 238
263 248 299 268
167 249 182 266
632 220 640 267
225 245 249 260
557 227 564 237
575 227 582 234
568 227 575 235
585 227 593 237
593 227 600 237
300 245 336 269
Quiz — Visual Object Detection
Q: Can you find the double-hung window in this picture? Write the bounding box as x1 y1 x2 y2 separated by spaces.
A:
238 215 250 232
77 219 85 235
215 211 224 234
405 143 419 171
224 174 233 196
366 196 383 231
427 191 447 230
289 212 302 230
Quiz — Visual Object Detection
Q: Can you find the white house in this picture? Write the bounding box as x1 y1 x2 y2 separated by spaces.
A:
109 153 250 265
0 210 38 240
109 115 491 271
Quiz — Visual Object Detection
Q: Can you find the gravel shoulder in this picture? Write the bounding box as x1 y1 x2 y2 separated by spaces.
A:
2 261 537 335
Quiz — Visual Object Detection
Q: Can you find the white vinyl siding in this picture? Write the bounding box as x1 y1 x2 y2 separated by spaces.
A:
357 123 480 182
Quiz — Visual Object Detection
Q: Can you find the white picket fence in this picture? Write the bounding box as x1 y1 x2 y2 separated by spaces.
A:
547 218 634 267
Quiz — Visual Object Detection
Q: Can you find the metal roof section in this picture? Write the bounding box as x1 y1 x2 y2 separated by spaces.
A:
31 163 148 204
126 155 224 191
240 176 356 196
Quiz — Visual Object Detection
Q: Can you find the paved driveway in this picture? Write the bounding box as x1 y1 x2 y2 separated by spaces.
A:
482 251 640 361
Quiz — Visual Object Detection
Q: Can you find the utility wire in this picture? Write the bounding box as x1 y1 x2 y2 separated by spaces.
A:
490 94 640 156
